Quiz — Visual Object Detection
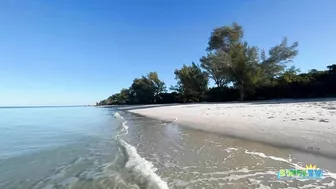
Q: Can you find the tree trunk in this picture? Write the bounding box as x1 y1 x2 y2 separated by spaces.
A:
215 80 220 88
239 85 245 101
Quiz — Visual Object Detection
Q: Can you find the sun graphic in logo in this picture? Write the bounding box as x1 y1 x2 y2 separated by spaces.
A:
305 164 317 169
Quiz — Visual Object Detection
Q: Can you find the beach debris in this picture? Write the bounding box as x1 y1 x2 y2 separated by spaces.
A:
319 119 329 123
323 106 336 110
306 146 320 150
160 117 177 124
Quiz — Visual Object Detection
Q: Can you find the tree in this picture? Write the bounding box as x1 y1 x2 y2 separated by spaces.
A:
118 88 131 104
129 72 166 104
106 94 116 105
207 22 243 53
259 38 299 79
222 42 262 100
147 72 167 97
200 52 229 87
278 66 301 83
327 64 336 73
172 62 209 102
96 99 107 106
206 22 299 101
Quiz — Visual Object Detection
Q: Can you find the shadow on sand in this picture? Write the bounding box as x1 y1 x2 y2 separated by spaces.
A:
97 98 336 111
247 98 336 105
99 103 181 111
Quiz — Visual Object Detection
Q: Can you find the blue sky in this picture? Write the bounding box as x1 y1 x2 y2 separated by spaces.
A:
0 0 335 106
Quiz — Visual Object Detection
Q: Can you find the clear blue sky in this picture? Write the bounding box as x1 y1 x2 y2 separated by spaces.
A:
0 0 335 106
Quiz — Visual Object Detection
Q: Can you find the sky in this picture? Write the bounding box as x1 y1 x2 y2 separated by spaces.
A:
0 0 335 106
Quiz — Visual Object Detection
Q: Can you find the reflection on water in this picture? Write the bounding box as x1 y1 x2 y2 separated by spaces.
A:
0 107 335 189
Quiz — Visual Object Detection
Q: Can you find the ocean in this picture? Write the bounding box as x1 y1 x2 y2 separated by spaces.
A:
0 106 335 189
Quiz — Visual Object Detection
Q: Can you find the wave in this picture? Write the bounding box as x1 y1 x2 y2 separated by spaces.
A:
118 139 169 189
114 112 125 120
113 112 169 189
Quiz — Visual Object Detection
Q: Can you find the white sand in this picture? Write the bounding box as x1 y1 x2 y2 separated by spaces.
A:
116 99 336 158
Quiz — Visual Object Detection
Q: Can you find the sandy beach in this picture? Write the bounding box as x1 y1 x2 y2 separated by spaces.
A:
116 99 336 158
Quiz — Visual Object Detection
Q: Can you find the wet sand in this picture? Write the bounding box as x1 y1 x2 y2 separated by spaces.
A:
121 112 336 189
116 99 336 159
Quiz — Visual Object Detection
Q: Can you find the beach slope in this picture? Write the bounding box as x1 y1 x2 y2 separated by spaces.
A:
116 99 336 158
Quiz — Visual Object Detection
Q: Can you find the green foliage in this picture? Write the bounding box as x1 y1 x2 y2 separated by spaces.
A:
200 52 229 87
129 72 167 104
96 22 335 106
172 62 209 102
97 72 166 105
260 37 299 78
207 22 243 52
205 23 299 100
276 66 301 85
327 64 336 73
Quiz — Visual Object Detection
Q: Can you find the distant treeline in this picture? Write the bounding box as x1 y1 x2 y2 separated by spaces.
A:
97 23 336 106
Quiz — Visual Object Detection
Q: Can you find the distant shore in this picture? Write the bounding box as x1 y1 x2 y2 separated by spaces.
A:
115 98 336 158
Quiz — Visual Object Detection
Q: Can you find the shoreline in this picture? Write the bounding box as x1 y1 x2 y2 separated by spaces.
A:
115 99 336 159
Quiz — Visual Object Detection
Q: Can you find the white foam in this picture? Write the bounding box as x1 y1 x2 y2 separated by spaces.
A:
223 170 277 181
119 139 169 189
224 147 239 153
296 184 329 189
114 112 129 136
322 180 335 187
121 121 128 134
187 167 258 177
244 150 336 180
113 111 168 188
280 181 335 189
324 172 336 180
244 150 295 166
179 169 274 185
114 112 124 120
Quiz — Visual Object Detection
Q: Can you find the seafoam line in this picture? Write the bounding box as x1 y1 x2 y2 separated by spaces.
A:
244 150 336 180
114 112 169 189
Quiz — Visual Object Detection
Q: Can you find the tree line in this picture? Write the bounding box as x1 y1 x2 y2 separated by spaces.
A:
96 23 336 106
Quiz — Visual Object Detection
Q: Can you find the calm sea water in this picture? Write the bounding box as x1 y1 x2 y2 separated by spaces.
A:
0 106 335 189
0 106 115 159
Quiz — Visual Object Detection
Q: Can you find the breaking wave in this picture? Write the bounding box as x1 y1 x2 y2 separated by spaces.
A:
113 112 169 189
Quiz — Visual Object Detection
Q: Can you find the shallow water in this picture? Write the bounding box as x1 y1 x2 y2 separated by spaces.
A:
0 106 335 189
